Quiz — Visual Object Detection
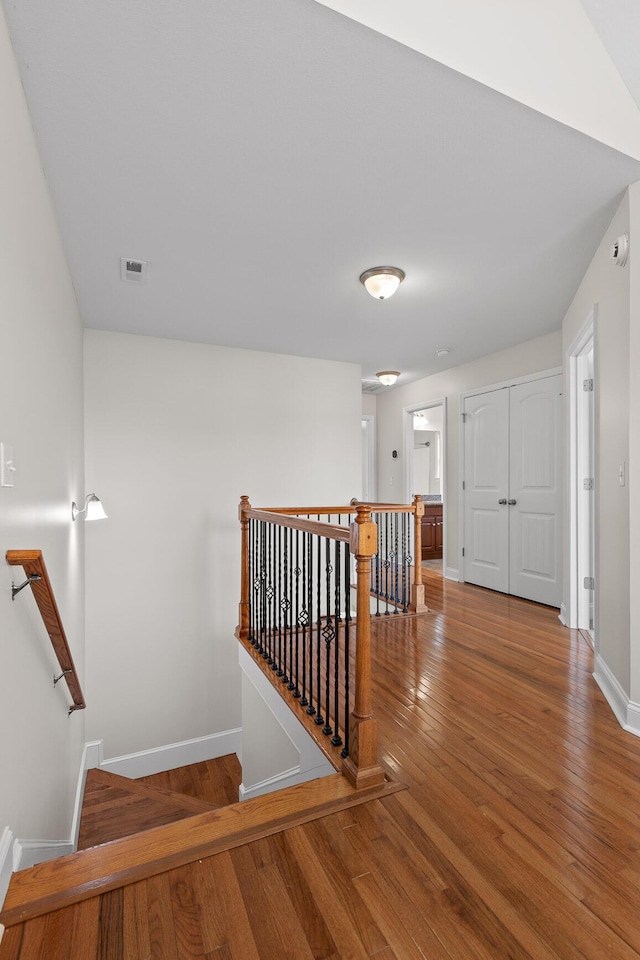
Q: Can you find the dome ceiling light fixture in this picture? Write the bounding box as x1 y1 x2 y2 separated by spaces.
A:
376 371 400 387
359 266 405 300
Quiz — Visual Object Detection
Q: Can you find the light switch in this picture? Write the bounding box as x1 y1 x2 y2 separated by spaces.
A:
1 443 16 487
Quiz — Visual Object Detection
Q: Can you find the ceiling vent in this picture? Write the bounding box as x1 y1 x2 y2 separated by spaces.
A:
362 379 386 394
120 258 149 282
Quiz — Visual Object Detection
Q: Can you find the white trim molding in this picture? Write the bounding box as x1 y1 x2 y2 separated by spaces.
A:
593 655 640 737
95 729 242 780
239 646 334 799
444 566 459 581
0 828 14 912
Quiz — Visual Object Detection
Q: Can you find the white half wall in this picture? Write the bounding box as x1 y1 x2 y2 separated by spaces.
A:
0 4 85 847
84 331 361 761
239 647 334 799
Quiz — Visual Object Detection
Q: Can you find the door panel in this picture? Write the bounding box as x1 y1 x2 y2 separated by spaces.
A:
463 389 509 592
463 375 562 606
509 376 562 606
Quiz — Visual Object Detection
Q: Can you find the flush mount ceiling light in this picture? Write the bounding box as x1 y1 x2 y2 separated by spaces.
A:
376 371 400 386
435 347 451 358
359 266 405 300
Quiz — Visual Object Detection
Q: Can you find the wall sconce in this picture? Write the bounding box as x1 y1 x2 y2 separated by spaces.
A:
359 266 405 300
72 493 108 521
377 371 400 386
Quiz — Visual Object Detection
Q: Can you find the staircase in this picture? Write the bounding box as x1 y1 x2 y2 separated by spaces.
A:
77 769 221 849
0 756 400 935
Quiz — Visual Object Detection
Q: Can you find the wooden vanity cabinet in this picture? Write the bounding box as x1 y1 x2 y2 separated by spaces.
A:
421 504 443 560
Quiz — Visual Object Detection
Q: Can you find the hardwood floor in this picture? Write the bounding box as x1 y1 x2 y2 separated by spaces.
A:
3 573 640 958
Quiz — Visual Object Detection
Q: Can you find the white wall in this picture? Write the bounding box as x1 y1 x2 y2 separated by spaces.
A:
631 182 640 708
84 331 361 760
314 0 640 160
562 193 631 694
376 332 562 572
0 4 85 845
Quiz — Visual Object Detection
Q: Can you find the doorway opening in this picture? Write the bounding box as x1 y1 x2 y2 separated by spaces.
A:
361 415 376 503
403 399 446 576
566 310 596 644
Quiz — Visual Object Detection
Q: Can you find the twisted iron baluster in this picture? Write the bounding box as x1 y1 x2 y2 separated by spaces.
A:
300 531 310 707
331 540 344 747
277 525 284 675
393 512 400 615
281 526 290 685
314 536 325 726
292 530 302 698
341 543 352 756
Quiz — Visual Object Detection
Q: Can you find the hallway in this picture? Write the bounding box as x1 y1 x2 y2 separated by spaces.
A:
3 574 640 958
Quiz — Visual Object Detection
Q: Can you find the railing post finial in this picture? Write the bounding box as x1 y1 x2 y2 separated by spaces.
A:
237 496 252 641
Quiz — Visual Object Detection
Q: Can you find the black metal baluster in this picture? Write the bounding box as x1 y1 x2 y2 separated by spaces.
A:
249 518 256 645
293 530 301 698
307 532 320 718
331 540 343 747
277 525 284 675
281 526 290 685
341 545 351 758
264 523 274 666
393 513 400 614
288 526 295 688
384 512 391 615
314 536 325 727
300 531 309 707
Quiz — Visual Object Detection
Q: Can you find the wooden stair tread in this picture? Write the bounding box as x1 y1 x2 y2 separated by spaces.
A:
1 773 404 927
77 769 221 850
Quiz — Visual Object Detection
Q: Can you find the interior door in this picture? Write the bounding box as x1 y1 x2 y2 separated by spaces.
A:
509 376 563 606
463 375 562 606
463 388 510 592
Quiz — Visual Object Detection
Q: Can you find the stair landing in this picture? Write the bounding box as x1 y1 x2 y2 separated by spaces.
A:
77 756 240 849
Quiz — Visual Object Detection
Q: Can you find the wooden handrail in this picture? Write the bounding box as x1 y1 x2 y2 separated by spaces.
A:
6 550 86 715
244 508 351 542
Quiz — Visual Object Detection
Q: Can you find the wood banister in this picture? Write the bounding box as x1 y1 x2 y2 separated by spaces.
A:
342 505 385 789
6 550 86 715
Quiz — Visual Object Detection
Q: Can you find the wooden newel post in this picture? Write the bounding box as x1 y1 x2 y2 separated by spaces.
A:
342 505 386 789
237 495 251 641
411 494 429 614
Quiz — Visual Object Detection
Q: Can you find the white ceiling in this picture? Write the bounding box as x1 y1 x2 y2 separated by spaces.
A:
3 0 639 385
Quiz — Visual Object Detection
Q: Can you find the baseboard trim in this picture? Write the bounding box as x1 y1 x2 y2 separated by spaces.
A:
12 839 74 872
0 829 14 911
593 654 640 738
96 729 242 780
444 566 459 581
559 603 568 627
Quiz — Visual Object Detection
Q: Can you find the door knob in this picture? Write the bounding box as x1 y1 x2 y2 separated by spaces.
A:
498 498 507 505
508 499 517 505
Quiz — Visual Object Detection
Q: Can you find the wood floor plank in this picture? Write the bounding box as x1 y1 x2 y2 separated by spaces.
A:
122 882 152 960
4 574 640 959
0 925 22 960
146 872 179 960
192 851 260 959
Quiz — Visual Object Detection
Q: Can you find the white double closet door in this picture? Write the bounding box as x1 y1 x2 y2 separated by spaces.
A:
463 375 562 607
